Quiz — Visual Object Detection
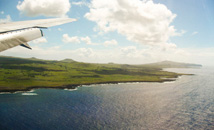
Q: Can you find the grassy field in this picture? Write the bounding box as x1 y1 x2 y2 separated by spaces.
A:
0 56 189 92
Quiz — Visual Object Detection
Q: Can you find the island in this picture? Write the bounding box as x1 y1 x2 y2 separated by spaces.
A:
0 56 202 93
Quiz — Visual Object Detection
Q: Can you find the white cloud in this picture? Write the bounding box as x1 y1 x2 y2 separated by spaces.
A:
17 0 71 17
120 46 139 58
31 37 48 44
58 28 62 31
174 30 186 36
81 36 98 45
1 11 4 14
73 48 95 57
72 1 89 6
192 31 198 36
85 0 179 47
0 15 12 23
1 46 97 62
104 40 118 46
118 45 192 64
81 36 92 44
62 34 80 44
62 34 117 46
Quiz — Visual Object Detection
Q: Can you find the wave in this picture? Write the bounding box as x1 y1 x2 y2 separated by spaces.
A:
64 88 78 91
22 93 38 96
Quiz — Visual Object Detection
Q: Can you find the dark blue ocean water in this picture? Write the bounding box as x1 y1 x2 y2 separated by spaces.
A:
0 67 214 130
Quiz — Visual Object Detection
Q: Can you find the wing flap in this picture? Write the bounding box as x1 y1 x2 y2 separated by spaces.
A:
0 28 42 52
20 43 32 50
0 38 24 52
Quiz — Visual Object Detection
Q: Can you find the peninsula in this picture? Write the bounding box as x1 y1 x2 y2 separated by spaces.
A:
0 56 201 93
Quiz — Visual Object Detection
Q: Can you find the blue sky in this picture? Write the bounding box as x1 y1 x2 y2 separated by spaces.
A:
158 0 214 48
0 0 214 65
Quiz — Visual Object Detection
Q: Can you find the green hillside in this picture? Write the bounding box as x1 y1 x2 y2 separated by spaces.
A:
0 56 195 92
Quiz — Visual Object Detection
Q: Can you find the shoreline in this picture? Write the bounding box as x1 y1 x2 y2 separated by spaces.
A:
0 78 176 94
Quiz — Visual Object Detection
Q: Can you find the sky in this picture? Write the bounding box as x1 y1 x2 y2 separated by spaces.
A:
0 0 214 66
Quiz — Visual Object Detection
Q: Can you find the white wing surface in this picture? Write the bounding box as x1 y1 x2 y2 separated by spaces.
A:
0 18 76 52
0 18 76 33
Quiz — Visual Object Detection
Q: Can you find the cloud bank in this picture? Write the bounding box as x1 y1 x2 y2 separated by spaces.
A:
104 40 118 46
62 34 80 44
3 45 214 65
31 37 48 44
17 0 71 17
72 1 89 6
0 15 12 23
85 0 178 47
62 34 117 46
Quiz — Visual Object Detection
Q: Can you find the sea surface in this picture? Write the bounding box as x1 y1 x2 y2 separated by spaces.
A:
0 67 214 130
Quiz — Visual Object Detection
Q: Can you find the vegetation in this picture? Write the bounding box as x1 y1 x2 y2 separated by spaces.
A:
142 60 202 68
0 56 196 92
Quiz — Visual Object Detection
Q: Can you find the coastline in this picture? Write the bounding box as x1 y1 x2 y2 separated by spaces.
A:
0 78 176 94
0 56 199 94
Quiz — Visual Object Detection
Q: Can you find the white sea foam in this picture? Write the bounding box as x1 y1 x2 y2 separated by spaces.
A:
28 89 35 93
22 93 38 96
64 88 78 91
164 81 176 84
83 84 99 87
83 85 92 87
118 82 142 85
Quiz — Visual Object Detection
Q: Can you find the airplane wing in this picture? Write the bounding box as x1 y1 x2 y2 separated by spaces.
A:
0 18 76 52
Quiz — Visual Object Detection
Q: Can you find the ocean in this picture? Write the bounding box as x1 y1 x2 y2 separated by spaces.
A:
0 67 214 130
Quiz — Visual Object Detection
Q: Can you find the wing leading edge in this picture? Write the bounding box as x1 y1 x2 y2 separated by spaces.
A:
0 18 76 52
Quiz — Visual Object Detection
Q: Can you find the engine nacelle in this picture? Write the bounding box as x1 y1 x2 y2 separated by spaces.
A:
0 28 43 52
